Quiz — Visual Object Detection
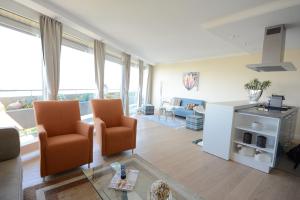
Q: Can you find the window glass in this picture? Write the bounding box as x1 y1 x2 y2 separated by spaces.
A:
0 25 43 145
58 45 96 122
104 60 122 99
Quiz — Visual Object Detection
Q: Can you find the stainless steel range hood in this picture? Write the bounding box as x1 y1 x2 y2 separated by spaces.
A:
247 24 296 72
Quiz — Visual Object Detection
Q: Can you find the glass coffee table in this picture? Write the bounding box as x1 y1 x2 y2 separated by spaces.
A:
82 154 202 200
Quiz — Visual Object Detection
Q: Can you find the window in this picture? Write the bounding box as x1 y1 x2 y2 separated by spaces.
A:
0 25 43 97
0 24 43 145
129 64 139 115
104 60 122 99
59 45 96 122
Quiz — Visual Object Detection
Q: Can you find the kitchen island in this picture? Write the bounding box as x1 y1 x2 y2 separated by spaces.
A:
203 101 298 173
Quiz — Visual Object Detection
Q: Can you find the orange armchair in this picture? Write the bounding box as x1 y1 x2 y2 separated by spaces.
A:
91 99 137 156
33 100 93 177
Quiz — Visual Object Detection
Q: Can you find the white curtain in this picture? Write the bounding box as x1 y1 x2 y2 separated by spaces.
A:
40 15 62 100
146 65 153 104
121 53 131 115
138 60 144 107
94 40 106 99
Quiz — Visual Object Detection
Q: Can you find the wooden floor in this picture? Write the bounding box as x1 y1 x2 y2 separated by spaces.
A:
22 115 300 200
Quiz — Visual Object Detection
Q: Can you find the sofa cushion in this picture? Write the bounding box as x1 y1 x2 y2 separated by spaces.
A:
180 98 205 107
0 156 22 200
0 128 20 162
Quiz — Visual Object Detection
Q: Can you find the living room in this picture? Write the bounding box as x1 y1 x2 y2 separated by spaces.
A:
1 0 300 200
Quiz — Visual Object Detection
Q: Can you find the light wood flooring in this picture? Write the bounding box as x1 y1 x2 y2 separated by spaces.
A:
21 115 300 200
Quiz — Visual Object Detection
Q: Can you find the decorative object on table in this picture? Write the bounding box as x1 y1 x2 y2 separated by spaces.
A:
182 72 199 91
121 164 126 180
150 180 172 200
287 144 300 169
237 144 255 157
243 132 252 144
251 121 263 130
254 151 272 163
142 104 155 115
256 135 267 148
244 78 271 103
109 169 139 191
186 115 204 131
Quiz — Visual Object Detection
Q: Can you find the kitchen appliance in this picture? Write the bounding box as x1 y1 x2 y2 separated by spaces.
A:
246 24 296 72
269 95 285 108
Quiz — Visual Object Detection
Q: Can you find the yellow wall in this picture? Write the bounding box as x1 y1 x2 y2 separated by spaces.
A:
153 49 300 139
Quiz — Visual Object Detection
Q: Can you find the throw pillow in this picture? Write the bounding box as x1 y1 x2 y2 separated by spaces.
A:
186 103 198 110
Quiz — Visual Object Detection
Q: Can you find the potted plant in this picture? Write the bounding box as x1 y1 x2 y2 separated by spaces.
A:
244 78 271 103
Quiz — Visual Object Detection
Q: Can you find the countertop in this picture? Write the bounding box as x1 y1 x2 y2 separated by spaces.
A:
237 106 298 118
208 101 256 110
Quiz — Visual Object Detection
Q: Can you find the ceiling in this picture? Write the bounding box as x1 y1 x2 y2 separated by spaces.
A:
13 0 300 64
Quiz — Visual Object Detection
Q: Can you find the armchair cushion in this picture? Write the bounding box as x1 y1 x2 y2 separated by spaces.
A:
46 134 89 175
105 127 133 155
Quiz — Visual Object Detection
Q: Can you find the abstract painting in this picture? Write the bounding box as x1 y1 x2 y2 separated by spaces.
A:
182 72 199 91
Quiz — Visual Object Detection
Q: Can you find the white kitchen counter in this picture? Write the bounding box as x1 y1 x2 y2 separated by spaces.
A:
203 101 253 160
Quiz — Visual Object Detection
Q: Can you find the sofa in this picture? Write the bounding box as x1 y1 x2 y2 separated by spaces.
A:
173 98 205 118
0 128 23 200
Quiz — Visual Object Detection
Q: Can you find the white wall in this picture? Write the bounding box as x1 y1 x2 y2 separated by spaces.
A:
152 49 300 139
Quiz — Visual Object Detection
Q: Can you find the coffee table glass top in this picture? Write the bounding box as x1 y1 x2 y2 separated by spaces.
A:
82 154 202 200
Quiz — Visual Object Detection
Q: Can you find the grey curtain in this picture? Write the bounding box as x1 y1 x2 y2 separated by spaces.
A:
138 60 144 107
40 15 62 100
121 53 131 116
146 65 153 104
94 40 106 99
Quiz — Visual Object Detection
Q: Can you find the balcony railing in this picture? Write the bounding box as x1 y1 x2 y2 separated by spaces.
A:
0 89 139 145
0 89 96 145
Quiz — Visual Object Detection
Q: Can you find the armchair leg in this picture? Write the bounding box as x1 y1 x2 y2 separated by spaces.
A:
42 177 46 182
88 163 90 168
132 149 134 155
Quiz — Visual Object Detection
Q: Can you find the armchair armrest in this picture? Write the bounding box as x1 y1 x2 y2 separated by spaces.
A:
37 124 48 177
37 124 48 147
94 117 107 154
0 128 20 161
76 121 94 138
121 116 137 130
76 121 94 163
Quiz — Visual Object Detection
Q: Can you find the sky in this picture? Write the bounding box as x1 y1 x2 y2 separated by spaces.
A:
0 25 140 97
